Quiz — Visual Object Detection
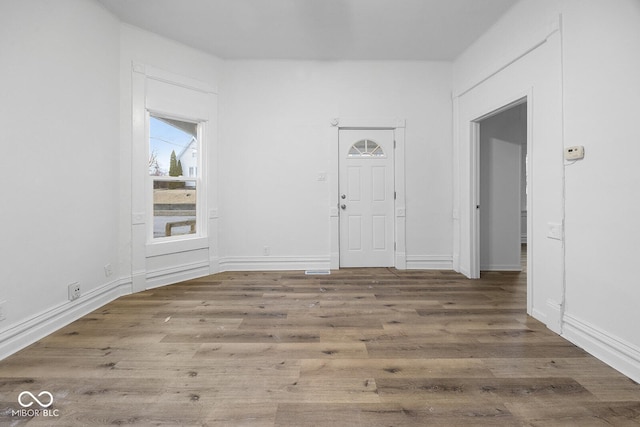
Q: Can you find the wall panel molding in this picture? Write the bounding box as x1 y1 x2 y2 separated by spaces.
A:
220 256 330 272
406 255 453 270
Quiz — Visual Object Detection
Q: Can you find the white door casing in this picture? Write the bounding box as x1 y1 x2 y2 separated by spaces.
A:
339 129 395 267
453 22 564 331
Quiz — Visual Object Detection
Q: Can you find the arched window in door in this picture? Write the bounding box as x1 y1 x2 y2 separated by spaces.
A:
348 139 386 157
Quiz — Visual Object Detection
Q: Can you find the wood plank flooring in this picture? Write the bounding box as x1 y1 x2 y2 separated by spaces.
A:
1 264 639 425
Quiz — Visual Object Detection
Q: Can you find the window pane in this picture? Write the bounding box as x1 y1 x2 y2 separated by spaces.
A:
149 115 198 177
348 139 386 158
153 181 197 238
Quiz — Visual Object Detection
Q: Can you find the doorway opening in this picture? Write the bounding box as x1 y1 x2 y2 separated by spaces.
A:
474 99 528 276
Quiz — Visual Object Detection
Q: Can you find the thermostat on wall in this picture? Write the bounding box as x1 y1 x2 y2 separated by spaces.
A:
565 145 585 160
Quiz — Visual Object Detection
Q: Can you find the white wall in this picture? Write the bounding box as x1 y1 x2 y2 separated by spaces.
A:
0 0 121 357
218 61 453 270
454 0 640 382
559 0 640 380
479 104 526 270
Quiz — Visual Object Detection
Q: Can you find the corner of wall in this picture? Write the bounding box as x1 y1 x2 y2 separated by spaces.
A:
0 278 131 361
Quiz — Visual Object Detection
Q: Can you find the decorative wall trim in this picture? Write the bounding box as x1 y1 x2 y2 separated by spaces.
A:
479 264 522 272
219 256 330 272
406 255 453 270
132 62 217 94
395 252 407 270
454 15 561 97
145 261 210 290
335 117 406 129
563 313 640 383
545 299 562 334
0 278 131 361
531 307 547 324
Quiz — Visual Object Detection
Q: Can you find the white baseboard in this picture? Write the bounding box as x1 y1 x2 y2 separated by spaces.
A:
0 278 130 361
395 252 407 270
330 252 340 270
562 313 640 384
545 299 562 334
219 256 330 272
479 264 522 271
531 307 547 324
406 255 453 270
209 256 220 275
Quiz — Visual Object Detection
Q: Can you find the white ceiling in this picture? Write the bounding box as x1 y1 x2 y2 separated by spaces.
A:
97 0 518 60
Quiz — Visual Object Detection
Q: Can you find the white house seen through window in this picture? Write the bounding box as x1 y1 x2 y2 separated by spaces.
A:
149 115 200 239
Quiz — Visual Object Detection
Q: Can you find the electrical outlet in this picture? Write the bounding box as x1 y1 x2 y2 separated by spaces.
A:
0 301 6 321
264 246 271 256
68 282 81 301
104 263 113 277
565 145 585 160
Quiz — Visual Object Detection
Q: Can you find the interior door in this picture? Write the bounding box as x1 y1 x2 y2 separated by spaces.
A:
480 134 522 271
339 129 395 267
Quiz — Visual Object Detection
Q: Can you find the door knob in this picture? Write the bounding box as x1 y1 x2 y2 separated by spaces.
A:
341 204 347 210
341 194 346 199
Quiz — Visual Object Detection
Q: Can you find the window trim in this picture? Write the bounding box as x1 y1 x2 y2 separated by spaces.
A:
131 62 218 293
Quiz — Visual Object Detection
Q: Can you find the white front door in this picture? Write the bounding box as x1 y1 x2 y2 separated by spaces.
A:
339 129 395 267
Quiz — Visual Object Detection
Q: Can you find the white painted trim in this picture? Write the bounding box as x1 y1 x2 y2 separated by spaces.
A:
470 121 480 279
131 62 219 292
329 124 340 270
406 255 453 270
545 299 563 334
146 237 209 258
133 62 217 94
479 264 522 272
335 117 406 129
219 256 330 272
0 278 131 361
465 89 534 316
145 261 210 290
531 307 547 324
209 256 220 275
454 15 561 97
563 313 640 384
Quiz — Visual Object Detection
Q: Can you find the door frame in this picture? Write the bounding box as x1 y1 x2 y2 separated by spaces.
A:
468 93 533 316
474 98 527 273
329 118 406 270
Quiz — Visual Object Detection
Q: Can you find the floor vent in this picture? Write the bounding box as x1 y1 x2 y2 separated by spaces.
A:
304 269 331 275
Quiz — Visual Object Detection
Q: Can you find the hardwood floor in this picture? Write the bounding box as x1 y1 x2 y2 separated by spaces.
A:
1 262 639 425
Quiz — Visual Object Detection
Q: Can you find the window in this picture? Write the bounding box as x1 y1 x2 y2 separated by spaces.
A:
149 115 200 239
348 139 385 157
